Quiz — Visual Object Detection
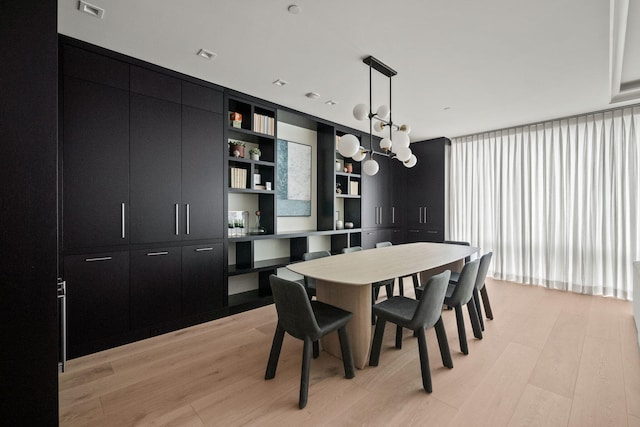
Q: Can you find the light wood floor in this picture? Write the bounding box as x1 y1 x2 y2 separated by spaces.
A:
59 278 640 426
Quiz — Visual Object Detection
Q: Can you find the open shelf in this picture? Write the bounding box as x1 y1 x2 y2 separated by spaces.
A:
228 256 300 276
227 290 273 313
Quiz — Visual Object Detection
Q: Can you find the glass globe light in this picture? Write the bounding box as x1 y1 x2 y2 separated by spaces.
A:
392 129 410 148
379 138 392 151
376 104 390 120
399 124 411 134
373 121 385 133
404 154 417 168
337 134 360 158
352 148 366 162
363 158 379 176
394 147 412 162
353 104 368 121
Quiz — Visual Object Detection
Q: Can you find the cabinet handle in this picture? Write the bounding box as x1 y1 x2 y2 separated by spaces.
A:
408 229 419 233
186 203 190 235
85 256 112 262
418 208 422 224
424 207 428 223
121 202 126 239
195 247 213 252
147 251 169 256
379 207 383 224
427 230 438 234
175 204 179 235
392 207 395 224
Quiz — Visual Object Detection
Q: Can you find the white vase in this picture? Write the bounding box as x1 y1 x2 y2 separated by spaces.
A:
250 153 259 161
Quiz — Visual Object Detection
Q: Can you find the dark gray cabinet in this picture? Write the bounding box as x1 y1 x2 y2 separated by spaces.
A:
182 243 225 316
130 93 183 244
130 247 182 329
64 251 130 358
405 138 446 242
62 76 130 250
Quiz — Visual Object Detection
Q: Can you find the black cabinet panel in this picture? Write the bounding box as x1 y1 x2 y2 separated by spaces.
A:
63 77 129 249
131 247 182 329
63 45 129 90
64 252 129 358
182 106 224 240
130 94 182 243
182 243 224 316
182 81 223 113
130 65 181 103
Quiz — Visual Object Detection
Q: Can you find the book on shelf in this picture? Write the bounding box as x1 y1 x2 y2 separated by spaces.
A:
230 167 247 189
349 181 359 196
253 184 266 190
252 113 275 136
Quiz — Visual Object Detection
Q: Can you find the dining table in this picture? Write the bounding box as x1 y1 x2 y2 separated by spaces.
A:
287 242 478 369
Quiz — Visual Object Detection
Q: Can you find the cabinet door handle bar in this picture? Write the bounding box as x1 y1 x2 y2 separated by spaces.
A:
121 202 126 239
147 251 169 256
175 203 179 235
195 247 213 252
85 256 112 262
186 203 190 235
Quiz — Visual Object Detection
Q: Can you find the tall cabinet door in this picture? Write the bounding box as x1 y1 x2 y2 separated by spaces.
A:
182 105 224 240
130 93 182 243
63 76 129 249
130 247 182 329
182 243 224 316
64 251 129 358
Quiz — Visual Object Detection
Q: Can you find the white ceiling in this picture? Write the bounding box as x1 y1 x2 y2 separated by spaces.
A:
58 0 640 141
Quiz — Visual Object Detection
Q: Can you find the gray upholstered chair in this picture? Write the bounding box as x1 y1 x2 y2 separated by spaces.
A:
265 275 355 409
418 259 481 355
369 270 453 393
449 252 493 330
341 246 363 253
301 250 331 299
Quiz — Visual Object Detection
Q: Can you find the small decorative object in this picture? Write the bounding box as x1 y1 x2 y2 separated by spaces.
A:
345 163 353 173
253 172 261 185
249 147 261 161
344 222 354 229
230 112 242 128
335 159 342 172
336 183 342 194
336 220 344 230
251 210 266 234
349 181 359 196
229 140 245 158
228 210 249 236
266 181 272 191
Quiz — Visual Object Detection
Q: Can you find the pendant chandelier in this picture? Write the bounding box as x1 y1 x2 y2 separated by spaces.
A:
338 55 416 176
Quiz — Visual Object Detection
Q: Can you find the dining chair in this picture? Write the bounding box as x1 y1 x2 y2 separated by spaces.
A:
369 270 453 393
265 275 355 409
417 259 481 355
301 250 331 299
449 252 493 330
374 240 420 298
343 245 394 323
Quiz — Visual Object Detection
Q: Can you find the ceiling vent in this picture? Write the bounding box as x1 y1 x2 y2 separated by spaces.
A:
78 1 105 19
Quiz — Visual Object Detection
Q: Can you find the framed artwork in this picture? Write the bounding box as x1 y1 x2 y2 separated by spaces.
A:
277 139 311 216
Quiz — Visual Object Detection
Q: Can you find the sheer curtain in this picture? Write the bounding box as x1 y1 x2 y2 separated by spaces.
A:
449 106 640 300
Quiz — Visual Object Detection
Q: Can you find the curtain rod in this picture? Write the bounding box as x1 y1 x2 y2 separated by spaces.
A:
451 102 640 140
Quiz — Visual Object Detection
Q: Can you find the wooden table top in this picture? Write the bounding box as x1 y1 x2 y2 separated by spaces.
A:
287 242 478 285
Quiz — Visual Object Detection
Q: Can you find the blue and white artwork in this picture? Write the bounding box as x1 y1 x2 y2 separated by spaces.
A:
277 139 311 216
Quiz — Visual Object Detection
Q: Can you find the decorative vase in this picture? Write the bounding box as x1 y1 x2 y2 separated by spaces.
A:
336 220 344 230
345 163 353 173
250 153 259 161
229 144 244 158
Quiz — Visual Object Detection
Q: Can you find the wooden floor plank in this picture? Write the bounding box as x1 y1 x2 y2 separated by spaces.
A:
507 384 572 427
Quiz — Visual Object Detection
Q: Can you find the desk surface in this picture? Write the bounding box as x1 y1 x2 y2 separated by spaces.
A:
287 242 478 284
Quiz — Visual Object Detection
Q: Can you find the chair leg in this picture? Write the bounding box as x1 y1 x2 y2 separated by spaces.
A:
434 316 453 369
415 328 432 393
313 340 319 358
299 337 313 409
480 285 494 320
369 318 386 366
412 274 420 298
395 325 403 349
265 324 285 380
454 305 468 355
385 282 394 298
473 287 485 331
337 326 355 379
467 299 483 340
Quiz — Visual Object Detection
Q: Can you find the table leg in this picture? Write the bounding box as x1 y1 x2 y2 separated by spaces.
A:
316 280 371 369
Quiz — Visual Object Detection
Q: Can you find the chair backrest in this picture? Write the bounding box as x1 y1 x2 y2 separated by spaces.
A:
269 275 320 340
446 259 479 306
475 252 492 290
409 270 451 330
375 241 392 248
302 250 331 261
341 246 363 253
444 240 471 263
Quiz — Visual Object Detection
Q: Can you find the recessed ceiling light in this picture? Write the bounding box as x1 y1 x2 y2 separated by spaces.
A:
325 100 338 106
272 79 288 86
197 49 217 60
306 92 320 99
78 1 105 19
288 4 301 14
443 106 452 110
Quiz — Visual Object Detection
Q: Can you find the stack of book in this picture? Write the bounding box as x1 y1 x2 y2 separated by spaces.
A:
230 167 247 189
253 113 275 136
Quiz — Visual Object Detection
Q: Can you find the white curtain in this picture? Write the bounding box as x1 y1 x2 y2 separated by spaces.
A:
449 106 640 300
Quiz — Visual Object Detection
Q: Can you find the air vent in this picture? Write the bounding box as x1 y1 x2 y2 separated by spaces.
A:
78 1 105 19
